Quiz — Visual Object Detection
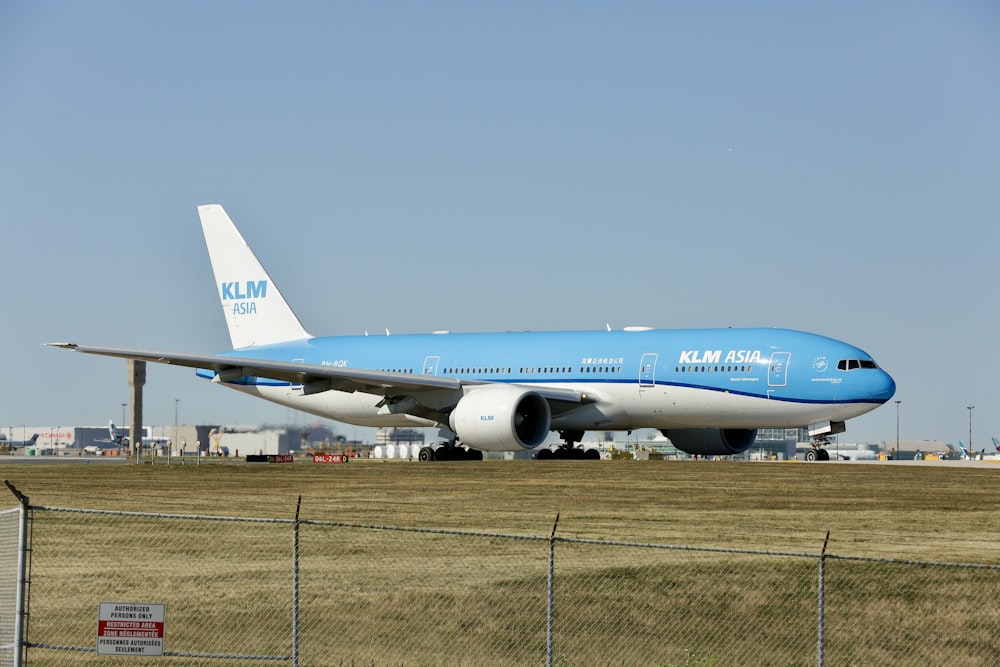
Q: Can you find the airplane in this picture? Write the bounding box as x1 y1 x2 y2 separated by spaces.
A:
142 435 171 448
51 204 897 461
1 433 39 449
82 421 132 454
104 420 168 449
958 441 971 460
799 438 882 462
830 443 881 461
960 438 1000 462
953 441 998 461
104 420 129 447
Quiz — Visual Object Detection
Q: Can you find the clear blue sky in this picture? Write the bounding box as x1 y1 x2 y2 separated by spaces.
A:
2 1 997 446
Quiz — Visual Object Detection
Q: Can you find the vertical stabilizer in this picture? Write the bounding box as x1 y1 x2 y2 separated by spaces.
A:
198 204 312 349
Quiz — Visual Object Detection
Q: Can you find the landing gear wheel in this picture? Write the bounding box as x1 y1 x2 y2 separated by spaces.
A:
536 448 553 460
804 449 817 462
817 448 830 461
583 448 601 460
418 447 435 462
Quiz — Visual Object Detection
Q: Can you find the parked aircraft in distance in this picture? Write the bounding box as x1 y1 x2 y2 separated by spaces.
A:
104 420 129 447
958 441 971 460
830 443 881 461
52 204 896 460
799 439 882 462
104 420 168 449
1 433 39 449
958 439 1000 461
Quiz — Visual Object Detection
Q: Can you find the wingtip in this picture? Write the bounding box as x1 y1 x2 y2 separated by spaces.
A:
46 342 78 349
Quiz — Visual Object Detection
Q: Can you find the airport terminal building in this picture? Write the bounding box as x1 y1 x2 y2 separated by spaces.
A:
2 423 356 457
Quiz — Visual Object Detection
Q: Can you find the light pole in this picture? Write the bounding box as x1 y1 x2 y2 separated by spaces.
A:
120 403 127 458
174 399 180 460
967 405 974 457
894 400 901 459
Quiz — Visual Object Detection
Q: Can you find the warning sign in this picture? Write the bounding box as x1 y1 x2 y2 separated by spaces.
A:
97 602 165 656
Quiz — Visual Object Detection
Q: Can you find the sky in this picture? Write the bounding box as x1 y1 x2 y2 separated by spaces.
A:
1 1 998 447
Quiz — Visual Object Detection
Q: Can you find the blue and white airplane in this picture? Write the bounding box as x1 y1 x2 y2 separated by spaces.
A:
1 433 39 450
959 440 1000 461
103 420 169 449
959 441 972 460
52 204 896 460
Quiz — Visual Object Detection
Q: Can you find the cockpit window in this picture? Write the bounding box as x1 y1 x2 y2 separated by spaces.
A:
837 359 878 371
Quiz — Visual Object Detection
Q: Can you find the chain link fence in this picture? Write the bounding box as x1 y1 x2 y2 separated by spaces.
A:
3 495 999 666
1 505 25 667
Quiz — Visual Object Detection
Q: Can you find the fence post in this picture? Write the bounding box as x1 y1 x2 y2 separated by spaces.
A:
547 513 560 667
4 480 29 667
292 495 301 667
817 531 829 667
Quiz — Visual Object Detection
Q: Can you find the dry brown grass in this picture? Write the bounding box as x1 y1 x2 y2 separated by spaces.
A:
6 459 1000 561
6 459 1000 665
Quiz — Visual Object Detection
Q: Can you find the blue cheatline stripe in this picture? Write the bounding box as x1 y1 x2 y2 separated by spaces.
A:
195 370 881 406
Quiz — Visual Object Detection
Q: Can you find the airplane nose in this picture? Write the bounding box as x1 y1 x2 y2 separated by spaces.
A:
872 370 896 403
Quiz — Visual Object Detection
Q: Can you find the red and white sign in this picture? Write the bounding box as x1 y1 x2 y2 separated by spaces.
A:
97 602 164 656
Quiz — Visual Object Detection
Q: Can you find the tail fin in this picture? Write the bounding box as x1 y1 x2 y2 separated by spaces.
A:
993 437 1000 453
197 205 312 349
28 434 38 444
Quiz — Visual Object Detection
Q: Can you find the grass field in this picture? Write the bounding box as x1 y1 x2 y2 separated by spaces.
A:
6 458 1000 560
5 459 1000 665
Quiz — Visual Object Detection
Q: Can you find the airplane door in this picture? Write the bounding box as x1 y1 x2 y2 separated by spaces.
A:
423 355 440 376
768 352 790 387
639 353 658 387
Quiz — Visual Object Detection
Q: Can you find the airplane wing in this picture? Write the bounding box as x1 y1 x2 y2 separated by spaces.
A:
48 343 586 405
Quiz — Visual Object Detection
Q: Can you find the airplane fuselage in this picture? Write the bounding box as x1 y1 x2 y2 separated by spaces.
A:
203 327 894 434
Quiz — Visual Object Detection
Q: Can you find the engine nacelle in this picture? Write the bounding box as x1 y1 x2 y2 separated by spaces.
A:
661 428 757 456
449 386 551 451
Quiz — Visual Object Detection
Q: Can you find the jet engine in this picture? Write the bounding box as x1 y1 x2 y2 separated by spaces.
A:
661 428 757 456
449 386 551 451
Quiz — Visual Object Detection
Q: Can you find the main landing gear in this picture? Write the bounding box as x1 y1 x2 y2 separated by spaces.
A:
803 438 831 461
534 430 601 460
417 441 484 462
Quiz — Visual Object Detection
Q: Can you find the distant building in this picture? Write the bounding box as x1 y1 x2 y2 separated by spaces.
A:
374 428 425 447
754 428 806 460
173 424 343 457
